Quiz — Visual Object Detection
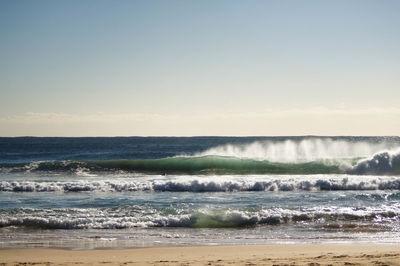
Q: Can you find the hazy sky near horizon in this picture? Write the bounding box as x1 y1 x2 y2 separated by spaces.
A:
1 0 399 136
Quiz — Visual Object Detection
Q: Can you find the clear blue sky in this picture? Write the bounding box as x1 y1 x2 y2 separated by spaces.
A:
1 0 399 136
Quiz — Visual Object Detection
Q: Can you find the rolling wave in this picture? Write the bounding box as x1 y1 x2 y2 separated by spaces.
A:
1 175 400 192
348 149 400 175
1 148 400 175
1 204 399 229
1 156 341 175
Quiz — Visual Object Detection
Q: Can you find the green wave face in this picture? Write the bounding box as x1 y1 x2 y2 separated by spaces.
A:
92 156 342 175
190 211 258 228
14 148 395 175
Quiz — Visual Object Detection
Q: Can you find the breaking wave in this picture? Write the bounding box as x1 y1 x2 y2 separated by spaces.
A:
0 138 399 175
1 175 400 192
1 151 400 176
1 204 399 229
349 149 400 175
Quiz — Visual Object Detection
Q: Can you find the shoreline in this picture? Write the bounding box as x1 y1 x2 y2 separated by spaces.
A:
1 244 400 265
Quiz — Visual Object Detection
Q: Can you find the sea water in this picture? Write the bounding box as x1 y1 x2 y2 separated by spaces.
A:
0 136 399 249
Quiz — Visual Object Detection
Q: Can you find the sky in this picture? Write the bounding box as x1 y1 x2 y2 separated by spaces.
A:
0 0 399 136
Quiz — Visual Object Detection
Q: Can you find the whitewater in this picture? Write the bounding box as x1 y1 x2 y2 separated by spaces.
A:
0 136 399 249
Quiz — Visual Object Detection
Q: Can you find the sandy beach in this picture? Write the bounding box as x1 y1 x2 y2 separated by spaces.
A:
1 244 400 265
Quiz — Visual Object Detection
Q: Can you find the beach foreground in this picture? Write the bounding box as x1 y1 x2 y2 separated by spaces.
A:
1 244 400 265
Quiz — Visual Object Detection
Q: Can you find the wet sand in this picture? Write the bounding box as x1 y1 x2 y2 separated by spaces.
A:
1 244 400 265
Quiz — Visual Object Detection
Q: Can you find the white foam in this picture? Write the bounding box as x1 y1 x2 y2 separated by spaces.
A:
1 174 399 192
350 148 400 175
1 204 399 229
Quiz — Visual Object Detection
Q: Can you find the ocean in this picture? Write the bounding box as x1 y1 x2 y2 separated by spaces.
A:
0 136 399 249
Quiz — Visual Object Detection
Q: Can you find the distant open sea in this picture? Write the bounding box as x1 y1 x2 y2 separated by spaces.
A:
1 136 399 249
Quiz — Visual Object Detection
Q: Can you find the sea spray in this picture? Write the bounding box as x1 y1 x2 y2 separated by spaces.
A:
195 138 393 162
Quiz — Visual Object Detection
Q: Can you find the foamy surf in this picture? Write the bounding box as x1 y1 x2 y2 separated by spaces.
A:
1 203 399 229
1 174 400 192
